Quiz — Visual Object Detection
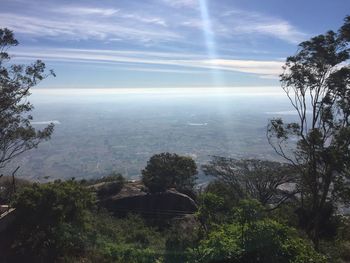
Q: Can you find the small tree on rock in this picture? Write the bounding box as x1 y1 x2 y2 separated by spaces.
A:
142 152 198 193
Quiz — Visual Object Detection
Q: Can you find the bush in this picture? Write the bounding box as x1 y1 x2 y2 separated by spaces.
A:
189 200 326 263
88 213 166 262
11 180 95 262
189 219 325 263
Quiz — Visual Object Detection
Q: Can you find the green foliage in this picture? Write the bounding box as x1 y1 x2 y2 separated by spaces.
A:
11 180 95 261
3 177 335 263
189 201 326 263
8 181 168 262
205 179 237 208
197 192 227 230
0 28 54 171
83 173 126 199
269 201 300 228
142 152 198 193
88 213 166 263
233 199 265 225
164 224 199 263
318 215 350 262
99 244 161 263
96 180 125 199
82 172 125 186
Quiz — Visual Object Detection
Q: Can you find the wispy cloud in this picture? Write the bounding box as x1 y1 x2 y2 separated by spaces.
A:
160 0 198 9
196 59 283 75
118 66 204 74
0 0 306 49
236 19 306 44
179 8 307 44
0 13 178 43
121 14 168 27
221 9 307 44
56 7 119 16
13 48 284 78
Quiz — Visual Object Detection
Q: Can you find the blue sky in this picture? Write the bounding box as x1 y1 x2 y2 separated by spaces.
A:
1 0 349 88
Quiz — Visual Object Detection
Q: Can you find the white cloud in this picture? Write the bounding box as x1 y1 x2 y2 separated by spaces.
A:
195 59 283 75
13 48 284 78
181 19 204 29
174 7 306 44
56 7 119 16
0 13 179 42
237 21 306 44
0 1 306 48
222 9 307 44
160 0 198 8
118 66 204 74
121 14 167 27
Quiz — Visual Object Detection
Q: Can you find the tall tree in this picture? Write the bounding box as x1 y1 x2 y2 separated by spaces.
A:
0 28 54 171
267 16 350 247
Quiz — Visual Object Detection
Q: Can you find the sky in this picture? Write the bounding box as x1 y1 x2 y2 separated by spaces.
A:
1 0 349 89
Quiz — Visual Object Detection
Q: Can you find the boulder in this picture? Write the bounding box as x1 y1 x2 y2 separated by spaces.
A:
100 181 197 219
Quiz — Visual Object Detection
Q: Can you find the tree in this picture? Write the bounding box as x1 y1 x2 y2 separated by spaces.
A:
202 157 297 207
0 28 54 171
141 152 198 193
267 16 350 248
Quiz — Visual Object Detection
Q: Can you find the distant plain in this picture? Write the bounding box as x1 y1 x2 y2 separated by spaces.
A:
7 87 299 182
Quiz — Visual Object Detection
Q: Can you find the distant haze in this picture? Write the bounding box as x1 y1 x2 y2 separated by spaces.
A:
6 87 299 182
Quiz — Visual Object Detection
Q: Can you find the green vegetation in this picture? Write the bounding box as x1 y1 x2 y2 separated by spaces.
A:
1 180 330 262
11 180 95 262
82 172 126 199
2 180 166 262
142 152 198 193
190 200 326 263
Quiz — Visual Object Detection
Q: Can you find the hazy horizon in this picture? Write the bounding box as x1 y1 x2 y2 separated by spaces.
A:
5 87 299 182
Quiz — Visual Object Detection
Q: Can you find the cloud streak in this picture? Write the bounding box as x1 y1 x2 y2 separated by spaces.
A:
160 0 198 9
13 48 284 77
0 13 178 43
56 7 120 16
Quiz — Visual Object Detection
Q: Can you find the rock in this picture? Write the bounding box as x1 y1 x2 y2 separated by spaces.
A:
100 181 197 219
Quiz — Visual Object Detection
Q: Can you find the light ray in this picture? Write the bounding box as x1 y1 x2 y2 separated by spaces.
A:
198 0 224 86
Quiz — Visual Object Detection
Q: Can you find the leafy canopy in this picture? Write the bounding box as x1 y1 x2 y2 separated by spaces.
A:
142 152 198 193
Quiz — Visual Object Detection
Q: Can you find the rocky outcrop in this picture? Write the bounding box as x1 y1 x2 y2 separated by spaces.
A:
99 181 197 219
